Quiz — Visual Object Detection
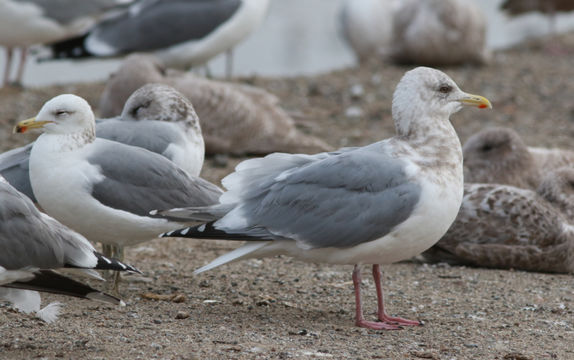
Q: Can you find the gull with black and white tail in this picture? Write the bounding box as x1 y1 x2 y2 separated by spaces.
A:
0 175 140 323
13 93 223 292
157 67 492 330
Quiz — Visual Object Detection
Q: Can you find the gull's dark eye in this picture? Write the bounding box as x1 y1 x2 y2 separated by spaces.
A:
55 110 69 116
481 144 493 152
438 85 452 94
131 100 151 117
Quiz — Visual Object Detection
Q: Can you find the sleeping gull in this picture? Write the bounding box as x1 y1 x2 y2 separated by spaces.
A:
14 94 222 290
98 54 332 155
2 83 205 202
0 0 132 86
463 127 574 189
156 67 492 329
501 0 574 35
0 175 140 322
421 169 574 273
47 0 270 76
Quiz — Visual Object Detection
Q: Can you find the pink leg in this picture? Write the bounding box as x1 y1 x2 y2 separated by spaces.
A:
14 47 27 86
3 47 13 86
353 265 401 330
372 264 421 326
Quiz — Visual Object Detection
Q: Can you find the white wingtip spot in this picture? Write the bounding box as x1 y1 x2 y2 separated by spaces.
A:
149 210 158 215
180 227 190 236
197 224 206 232
104 257 112 264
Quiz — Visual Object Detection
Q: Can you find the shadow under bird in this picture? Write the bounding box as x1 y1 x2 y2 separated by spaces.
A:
0 175 140 322
156 67 492 330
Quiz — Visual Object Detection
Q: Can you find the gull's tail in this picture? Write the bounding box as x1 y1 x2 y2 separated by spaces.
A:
4 270 124 306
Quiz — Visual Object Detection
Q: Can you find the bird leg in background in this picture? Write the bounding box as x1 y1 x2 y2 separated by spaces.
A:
14 47 28 87
353 264 400 330
225 49 234 79
3 47 13 86
101 243 124 295
372 264 421 326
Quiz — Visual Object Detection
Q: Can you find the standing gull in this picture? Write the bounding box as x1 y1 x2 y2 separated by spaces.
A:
421 168 574 273
0 0 132 86
98 54 331 155
47 0 270 77
2 83 205 202
0 175 140 322
14 94 222 290
157 67 492 330
463 127 574 189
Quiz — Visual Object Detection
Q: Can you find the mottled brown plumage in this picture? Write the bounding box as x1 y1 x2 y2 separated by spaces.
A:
99 54 332 155
463 127 574 189
422 169 574 273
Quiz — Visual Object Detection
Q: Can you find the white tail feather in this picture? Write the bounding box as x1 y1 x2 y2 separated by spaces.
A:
36 302 62 323
194 242 268 274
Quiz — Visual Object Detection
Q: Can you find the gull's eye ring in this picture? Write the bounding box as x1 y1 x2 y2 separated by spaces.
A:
438 85 452 94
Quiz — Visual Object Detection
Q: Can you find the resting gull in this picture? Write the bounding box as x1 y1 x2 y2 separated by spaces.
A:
338 0 395 62
47 0 270 76
98 54 332 155
2 83 205 202
463 127 574 189
421 169 574 273
501 0 574 34
389 0 489 66
156 67 492 329
0 0 132 86
0 175 140 322
14 94 222 290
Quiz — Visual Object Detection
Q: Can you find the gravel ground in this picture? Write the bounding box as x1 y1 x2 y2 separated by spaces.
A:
0 33 573 360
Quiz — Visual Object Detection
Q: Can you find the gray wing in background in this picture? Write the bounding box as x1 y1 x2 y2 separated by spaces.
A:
219 149 422 248
87 0 242 54
0 144 35 202
88 140 221 217
21 0 130 25
96 118 183 159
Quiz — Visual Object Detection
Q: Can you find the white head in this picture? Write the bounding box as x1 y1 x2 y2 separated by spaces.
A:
15 94 95 137
392 67 491 137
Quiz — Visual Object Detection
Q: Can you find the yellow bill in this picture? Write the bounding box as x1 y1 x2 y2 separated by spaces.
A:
459 93 492 109
13 117 54 133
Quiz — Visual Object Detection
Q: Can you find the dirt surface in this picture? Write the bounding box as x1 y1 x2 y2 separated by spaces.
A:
1 33 573 360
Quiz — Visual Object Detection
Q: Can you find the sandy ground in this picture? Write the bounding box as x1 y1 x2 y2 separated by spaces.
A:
1 33 573 360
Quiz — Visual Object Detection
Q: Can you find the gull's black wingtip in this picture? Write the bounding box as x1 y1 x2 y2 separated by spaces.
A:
94 252 142 274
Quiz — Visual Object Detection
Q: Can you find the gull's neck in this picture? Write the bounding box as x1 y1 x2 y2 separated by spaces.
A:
394 112 463 185
40 127 96 152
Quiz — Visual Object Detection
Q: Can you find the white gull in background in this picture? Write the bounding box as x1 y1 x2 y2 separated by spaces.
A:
98 54 331 155
422 168 574 274
0 0 132 86
501 0 574 34
463 127 574 189
14 94 222 289
338 0 395 63
157 67 492 330
1 83 205 202
0 175 140 322
47 0 270 77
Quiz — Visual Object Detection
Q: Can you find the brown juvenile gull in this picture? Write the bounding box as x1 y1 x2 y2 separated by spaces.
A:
0 0 133 86
155 67 492 330
1 83 205 203
14 94 223 291
501 0 574 35
388 0 489 66
421 168 574 273
463 127 574 189
98 54 332 155
0 175 140 323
